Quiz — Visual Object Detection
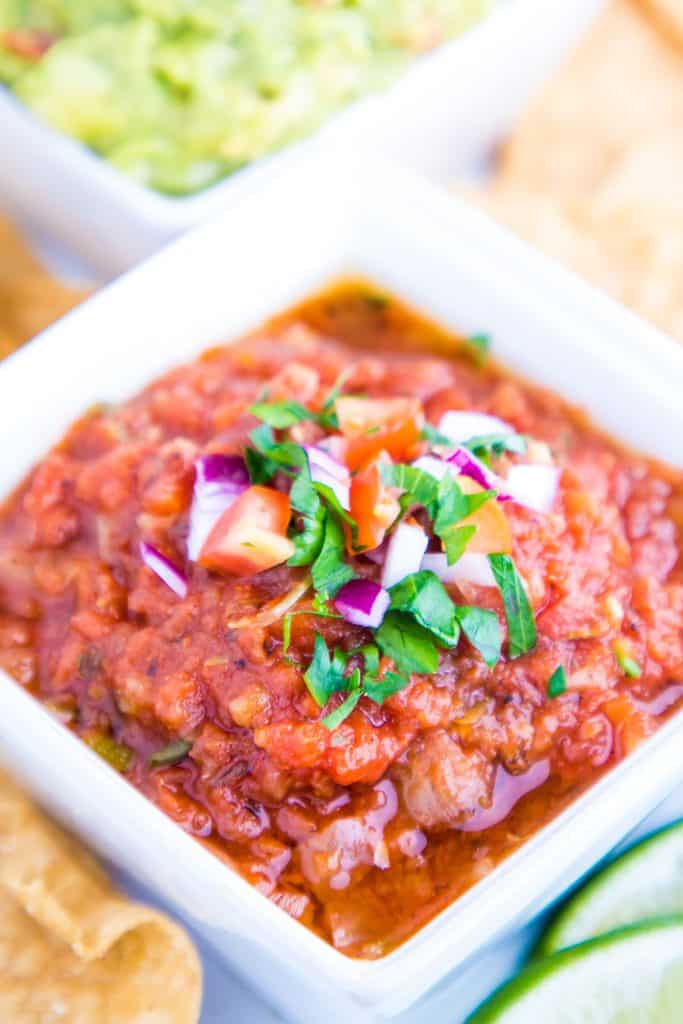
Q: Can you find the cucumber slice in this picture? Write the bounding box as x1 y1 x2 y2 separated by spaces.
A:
540 819 683 956
467 918 683 1023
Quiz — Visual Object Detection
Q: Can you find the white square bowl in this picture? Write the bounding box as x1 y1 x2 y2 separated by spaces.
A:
2 155 683 1024
0 0 605 278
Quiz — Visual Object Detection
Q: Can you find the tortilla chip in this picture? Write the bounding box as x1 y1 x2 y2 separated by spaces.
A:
499 0 683 197
0 216 87 359
639 0 683 47
463 179 683 343
0 771 202 1023
460 185 628 304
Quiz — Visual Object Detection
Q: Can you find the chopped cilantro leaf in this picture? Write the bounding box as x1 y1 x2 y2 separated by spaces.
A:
548 665 568 698
454 606 501 667
421 422 454 448
250 400 315 429
282 595 341 655
304 634 347 707
465 433 528 459
322 686 362 729
388 570 460 647
248 425 308 475
433 474 494 531
304 636 414 730
440 523 477 565
380 462 439 510
288 473 325 566
487 553 537 659
312 511 355 597
375 611 438 675
313 481 360 550
363 671 410 704
245 445 278 485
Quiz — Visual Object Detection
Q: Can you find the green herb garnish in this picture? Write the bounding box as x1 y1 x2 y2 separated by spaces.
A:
250 400 315 429
487 553 537 658
375 611 439 675
322 686 363 729
379 463 493 541
440 524 477 566
304 636 409 729
421 422 455 448
454 606 502 668
466 433 528 460
548 665 568 698
246 424 308 484
380 462 439 510
304 634 349 707
388 570 460 647
312 511 355 597
288 471 326 566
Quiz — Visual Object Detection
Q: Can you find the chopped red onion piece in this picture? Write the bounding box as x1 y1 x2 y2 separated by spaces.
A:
140 541 188 599
187 454 249 560
382 521 429 589
504 464 560 513
334 579 390 629
438 410 515 444
446 447 512 501
305 445 350 509
198 453 250 488
422 551 497 588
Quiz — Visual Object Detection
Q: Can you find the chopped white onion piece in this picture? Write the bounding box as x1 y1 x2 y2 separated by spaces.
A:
382 521 429 589
411 454 449 480
422 551 497 588
306 445 350 509
438 410 515 445
505 464 560 513
187 454 249 561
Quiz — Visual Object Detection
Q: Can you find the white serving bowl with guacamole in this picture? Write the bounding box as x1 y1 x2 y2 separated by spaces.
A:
0 0 605 276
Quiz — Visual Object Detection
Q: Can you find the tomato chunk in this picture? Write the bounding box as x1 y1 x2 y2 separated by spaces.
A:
349 453 400 552
336 397 423 470
198 486 294 576
458 476 512 554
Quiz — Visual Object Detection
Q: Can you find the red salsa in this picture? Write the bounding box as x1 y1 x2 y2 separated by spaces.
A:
1 281 683 957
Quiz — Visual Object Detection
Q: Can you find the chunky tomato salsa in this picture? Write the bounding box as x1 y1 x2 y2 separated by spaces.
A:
1 281 683 957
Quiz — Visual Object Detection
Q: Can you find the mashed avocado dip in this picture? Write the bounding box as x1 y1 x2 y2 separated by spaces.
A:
0 1 491 196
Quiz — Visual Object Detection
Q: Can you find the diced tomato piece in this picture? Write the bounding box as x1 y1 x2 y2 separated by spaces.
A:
198 486 294 576
458 476 512 554
336 397 423 470
349 453 400 552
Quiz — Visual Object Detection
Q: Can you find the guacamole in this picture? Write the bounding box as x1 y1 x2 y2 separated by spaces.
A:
0 1 492 195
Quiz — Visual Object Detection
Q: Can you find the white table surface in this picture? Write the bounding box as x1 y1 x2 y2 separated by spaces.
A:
23 219 683 1024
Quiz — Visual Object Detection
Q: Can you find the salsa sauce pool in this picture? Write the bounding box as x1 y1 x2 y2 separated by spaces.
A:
1 280 682 957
